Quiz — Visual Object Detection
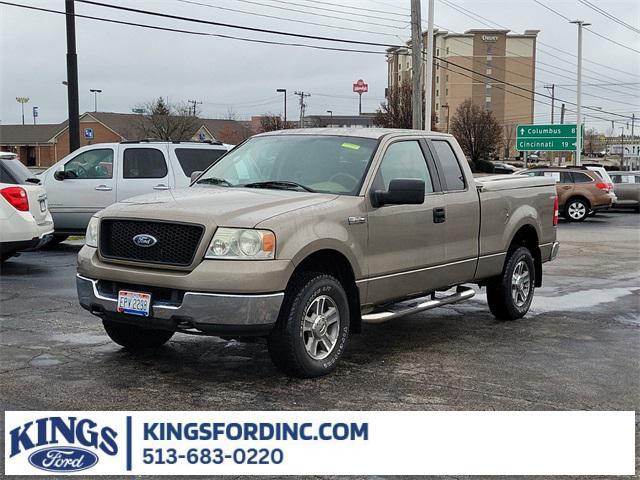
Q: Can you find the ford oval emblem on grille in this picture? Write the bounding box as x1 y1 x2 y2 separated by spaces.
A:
132 234 157 247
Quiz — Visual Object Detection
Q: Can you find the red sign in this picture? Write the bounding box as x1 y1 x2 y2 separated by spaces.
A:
353 79 368 93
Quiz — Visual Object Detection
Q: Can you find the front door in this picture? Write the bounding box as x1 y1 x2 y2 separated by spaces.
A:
46 146 116 232
365 139 445 305
116 146 173 202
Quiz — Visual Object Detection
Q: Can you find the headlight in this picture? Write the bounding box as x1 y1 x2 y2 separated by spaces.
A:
205 228 275 260
86 216 99 248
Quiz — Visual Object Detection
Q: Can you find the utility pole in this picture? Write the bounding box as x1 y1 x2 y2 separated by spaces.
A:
65 0 80 153
424 0 434 131
560 103 566 124
89 89 102 112
632 113 635 140
276 88 287 124
410 0 423 129
294 91 310 128
187 99 202 116
570 20 590 166
545 84 555 123
16 97 29 125
620 127 625 169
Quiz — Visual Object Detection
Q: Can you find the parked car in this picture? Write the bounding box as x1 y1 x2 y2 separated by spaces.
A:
492 162 518 174
517 167 612 222
609 171 640 212
40 141 230 243
585 165 616 206
77 128 558 378
0 152 42 185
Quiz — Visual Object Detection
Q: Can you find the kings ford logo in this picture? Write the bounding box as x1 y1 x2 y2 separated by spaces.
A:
9 416 118 473
28 447 98 472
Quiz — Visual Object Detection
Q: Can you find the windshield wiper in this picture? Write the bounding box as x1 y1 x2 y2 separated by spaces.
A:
242 180 315 192
196 176 232 187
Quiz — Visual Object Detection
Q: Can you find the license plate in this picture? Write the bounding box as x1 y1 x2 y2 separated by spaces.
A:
39 200 46 212
117 290 151 317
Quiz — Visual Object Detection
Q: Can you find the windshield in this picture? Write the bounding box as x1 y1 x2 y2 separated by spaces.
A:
195 135 377 195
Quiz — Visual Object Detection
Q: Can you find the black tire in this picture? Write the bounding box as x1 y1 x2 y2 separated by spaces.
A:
268 272 350 378
102 319 174 350
43 234 69 248
563 198 589 222
486 246 536 320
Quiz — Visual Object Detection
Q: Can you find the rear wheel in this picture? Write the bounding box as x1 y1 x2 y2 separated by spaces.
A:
268 272 350 378
564 198 589 222
486 246 535 320
102 319 174 350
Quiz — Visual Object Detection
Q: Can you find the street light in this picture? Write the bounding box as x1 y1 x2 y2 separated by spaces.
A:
570 19 591 166
16 97 29 125
326 110 333 124
276 88 287 124
90 89 102 112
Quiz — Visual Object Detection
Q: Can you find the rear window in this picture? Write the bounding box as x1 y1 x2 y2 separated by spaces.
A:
431 140 465 191
572 172 593 183
0 158 35 184
123 148 168 179
175 148 226 177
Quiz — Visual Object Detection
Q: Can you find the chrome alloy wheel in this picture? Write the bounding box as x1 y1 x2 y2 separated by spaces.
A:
302 294 340 360
568 201 587 220
511 260 531 307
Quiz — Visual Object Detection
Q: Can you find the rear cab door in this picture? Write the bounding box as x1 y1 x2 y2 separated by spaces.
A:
425 137 480 284
115 144 174 202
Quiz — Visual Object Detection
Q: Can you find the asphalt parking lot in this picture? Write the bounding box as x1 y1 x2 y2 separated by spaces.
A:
1 211 639 476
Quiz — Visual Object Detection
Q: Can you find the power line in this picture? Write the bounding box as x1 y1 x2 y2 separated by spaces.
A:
295 0 409 18
174 0 400 38
577 0 640 35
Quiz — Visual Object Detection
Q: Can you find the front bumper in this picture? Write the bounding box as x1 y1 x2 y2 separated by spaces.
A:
76 274 284 335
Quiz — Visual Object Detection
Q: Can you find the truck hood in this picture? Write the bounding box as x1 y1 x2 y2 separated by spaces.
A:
97 186 338 228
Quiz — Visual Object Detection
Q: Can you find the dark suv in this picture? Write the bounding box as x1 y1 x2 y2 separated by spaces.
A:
518 167 613 222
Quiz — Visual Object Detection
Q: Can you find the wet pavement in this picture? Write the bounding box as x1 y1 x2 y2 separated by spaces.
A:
1 211 639 478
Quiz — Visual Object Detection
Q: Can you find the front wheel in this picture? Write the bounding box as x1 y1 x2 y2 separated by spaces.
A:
268 272 350 378
102 319 174 350
486 246 535 320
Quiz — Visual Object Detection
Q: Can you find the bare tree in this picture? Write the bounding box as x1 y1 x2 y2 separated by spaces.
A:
503 124 517 159
134 97 199 141
224 107 239 121
450 99 503 164
583 128 602 156
259 114 291 132
374 81 413 129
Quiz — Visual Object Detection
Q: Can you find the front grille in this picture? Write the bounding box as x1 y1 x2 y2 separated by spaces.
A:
99 219 204 266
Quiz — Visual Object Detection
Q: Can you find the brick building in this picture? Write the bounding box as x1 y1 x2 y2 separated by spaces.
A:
0 112 253 167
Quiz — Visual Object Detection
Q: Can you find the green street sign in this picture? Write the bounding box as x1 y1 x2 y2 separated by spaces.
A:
516 123 583 152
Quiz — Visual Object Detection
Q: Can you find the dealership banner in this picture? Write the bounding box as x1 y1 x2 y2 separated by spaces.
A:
4 411 634 475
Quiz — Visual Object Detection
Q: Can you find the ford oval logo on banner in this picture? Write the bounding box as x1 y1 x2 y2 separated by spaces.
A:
132 234 158 247
28 447 99 473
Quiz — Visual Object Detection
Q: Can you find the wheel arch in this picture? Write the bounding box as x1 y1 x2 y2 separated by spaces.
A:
507 224 542 287
289 248 362 333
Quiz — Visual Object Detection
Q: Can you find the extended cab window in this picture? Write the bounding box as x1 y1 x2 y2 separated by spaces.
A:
123 148 168 179
64 148 113 179
431 140 465 191
175 148 226 176
375 141 434 193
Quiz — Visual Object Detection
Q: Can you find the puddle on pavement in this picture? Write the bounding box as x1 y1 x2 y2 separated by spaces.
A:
531 287 637 313
30 353 65 367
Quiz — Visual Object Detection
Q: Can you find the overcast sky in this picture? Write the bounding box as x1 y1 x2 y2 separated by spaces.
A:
1 0 638 133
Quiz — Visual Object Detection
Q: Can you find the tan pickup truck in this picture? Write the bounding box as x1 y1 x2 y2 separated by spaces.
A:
77 129 559 377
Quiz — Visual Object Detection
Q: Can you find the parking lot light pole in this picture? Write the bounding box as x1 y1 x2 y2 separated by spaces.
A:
16 97 29 125
570 19 590 166
327 110 333 125
276 88 287 124
90 89 102 112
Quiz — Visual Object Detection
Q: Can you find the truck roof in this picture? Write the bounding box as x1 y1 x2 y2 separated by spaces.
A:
255 127 455 140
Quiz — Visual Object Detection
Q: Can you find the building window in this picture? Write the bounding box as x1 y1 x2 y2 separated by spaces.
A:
436 48 440 56
446 47 449 54
486 54 492 61
445 88 449 96
486 68 492 75
436 104 439 110
446 74 449 82
436 89 439 96
436 64 440 70
485 96 492 103
485 83 492 90
436 76 439 83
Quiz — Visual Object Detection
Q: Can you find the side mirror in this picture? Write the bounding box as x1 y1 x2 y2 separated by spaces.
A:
53 170 66 181
371 179 425 208
190 171 204 184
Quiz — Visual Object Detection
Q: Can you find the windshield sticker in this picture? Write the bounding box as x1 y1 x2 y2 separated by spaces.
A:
341 143 361 150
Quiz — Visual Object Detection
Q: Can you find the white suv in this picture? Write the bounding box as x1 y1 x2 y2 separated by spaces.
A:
40 141 230 242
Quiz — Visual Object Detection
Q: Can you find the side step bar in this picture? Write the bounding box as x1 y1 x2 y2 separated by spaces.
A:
361 286 476 324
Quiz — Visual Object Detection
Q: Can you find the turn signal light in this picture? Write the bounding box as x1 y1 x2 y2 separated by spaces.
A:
553 196 559 226
0 186 29 212
595 182 609 191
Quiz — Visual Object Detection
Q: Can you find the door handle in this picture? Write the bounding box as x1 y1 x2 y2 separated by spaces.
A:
153 184 171 190
95 185 112 191
433 207 446 223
